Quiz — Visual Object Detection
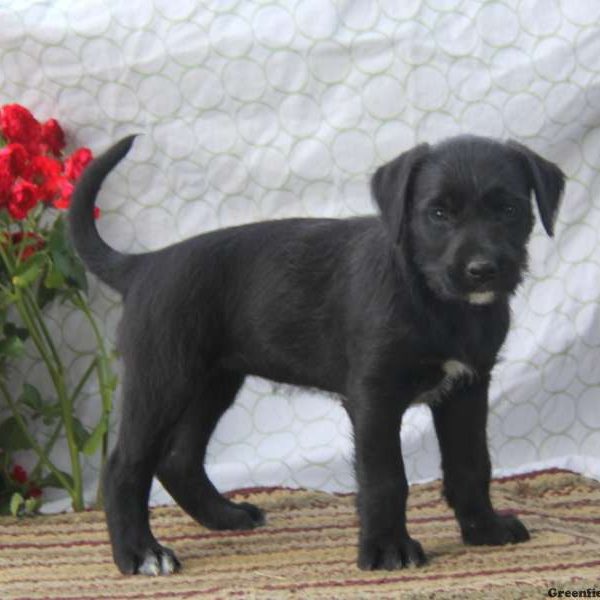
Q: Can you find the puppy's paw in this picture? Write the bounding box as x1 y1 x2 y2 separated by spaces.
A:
204 501 266 531
137 547 181 576
237 501 267 527
358 535 427 571
461 513 530 546
115 544 181 576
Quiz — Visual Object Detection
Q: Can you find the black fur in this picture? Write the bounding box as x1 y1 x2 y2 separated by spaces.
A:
69 135 565 574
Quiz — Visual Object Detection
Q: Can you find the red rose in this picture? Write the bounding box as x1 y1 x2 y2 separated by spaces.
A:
53 197 69 210
40 118 65 156
30 154 62 179
10 464 28 484
0 158 12 206
52 178 74 211
0 104 41 152
0 106 95 220
0 143 29 177
64 147 93 181
29 154 63 202
8 179 42 219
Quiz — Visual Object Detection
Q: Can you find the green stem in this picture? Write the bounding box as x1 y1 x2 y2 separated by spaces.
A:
0 234 111 512
29 421 63 481
74 293 113 420
23 288 63 373
0 380 73 493
28 354 96 482
17 292 84 510
71 356 98 406
73 292 113 507
0 237 14 270
15 292 57 377
2 235 85 511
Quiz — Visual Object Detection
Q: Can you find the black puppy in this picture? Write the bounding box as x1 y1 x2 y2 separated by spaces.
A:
70 135 564 575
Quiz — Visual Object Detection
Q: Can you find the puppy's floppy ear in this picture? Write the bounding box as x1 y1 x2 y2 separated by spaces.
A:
371 143 429 244
506 140 566 237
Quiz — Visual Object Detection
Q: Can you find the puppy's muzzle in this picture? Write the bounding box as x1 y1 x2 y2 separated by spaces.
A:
465 258 499 285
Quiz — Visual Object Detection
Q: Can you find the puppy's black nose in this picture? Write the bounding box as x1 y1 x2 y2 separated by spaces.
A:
466 259 498 282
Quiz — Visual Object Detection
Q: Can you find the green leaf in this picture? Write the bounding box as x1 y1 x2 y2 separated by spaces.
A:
10 492 24 517
1 325 29 363
46 215 66 250
82 418 107 456
0 417 32 451
24 496 40 514
51 249 88 293
44 261 66 289
20 383 43 411
71 262 88 292
12 254 46 288
50 248 72 278
0 335 25 358
39 401 61 422
40 470 74 490
47 218 88 292
0 206 9 225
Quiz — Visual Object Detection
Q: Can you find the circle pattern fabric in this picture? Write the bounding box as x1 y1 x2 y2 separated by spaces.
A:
1 0 599 510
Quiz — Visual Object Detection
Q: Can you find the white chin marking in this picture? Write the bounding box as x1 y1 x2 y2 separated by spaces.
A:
469 291 495 305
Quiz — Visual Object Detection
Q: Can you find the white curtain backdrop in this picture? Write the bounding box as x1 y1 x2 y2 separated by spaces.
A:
1 0 599 512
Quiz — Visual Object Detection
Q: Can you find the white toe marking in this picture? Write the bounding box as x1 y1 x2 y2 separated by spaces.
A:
469 291 495 305
415 360 476 405
442 360 475 381
138 554 160 576
160 553 177 575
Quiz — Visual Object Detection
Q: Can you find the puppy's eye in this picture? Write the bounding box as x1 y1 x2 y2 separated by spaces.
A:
501 203 518 219
429 206 450 223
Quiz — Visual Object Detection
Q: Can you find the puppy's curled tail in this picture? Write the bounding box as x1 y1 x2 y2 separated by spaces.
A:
69 136 139 296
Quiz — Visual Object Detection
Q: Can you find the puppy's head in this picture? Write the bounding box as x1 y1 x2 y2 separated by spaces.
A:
371 135 565 306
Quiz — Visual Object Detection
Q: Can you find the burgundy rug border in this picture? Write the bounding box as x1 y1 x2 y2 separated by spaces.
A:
223 467 581 500
32 467 584 515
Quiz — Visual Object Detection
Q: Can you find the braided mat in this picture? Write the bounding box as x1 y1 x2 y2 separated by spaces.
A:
1 470 599 599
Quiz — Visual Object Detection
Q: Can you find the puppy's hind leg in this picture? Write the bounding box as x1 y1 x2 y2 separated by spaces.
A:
157 370 266 531
103 376 183 576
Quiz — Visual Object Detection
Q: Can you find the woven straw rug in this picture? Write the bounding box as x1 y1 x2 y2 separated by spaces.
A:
1 469 599 599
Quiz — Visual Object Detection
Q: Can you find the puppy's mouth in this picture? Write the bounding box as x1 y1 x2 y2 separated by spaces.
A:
426 274 510 306
461 279 518 306
417 249 525 306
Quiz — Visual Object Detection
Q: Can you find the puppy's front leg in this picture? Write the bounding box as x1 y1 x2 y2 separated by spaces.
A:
431 376 530 546
351 395 426 570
